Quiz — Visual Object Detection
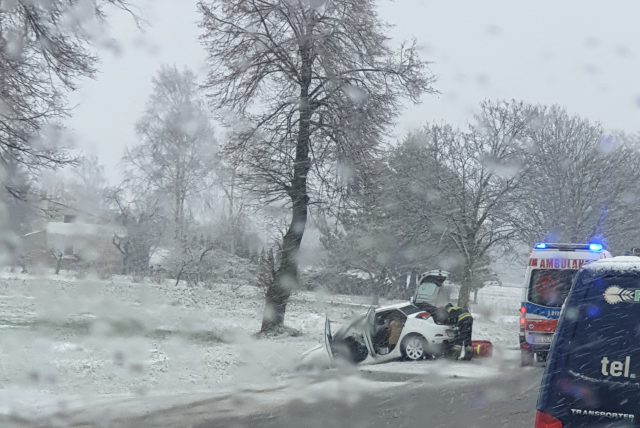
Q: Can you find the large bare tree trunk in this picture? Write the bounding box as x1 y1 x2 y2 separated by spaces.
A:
261 199 306 332
371 268 387 306
261 182 309 331
261 57 312 332
458 263 473 308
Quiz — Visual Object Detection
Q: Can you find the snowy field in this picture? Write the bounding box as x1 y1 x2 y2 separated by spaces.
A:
0 271 522 421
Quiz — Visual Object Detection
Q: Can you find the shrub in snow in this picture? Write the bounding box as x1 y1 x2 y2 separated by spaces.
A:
257 247 276 294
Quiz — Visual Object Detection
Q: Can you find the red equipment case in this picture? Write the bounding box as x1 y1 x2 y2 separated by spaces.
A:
471 340 493 357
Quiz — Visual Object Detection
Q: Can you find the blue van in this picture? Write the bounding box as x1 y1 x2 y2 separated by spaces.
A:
536 256 640 427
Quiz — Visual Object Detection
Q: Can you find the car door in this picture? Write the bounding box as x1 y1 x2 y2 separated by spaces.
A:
361 307 378 359
323 316 334 365
324 313 372 364
413 281 441 306
412 271 449 306
373 309 412 363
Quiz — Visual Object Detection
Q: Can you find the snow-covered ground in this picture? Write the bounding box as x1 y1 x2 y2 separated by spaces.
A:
0 271 522 422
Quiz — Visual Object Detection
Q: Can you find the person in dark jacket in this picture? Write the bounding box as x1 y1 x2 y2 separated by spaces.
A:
445 303 473 360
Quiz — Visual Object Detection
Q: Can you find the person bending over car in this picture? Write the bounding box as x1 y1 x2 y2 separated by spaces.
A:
445 303 473 360
415 301 474 360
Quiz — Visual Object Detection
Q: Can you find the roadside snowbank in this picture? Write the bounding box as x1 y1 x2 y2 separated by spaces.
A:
0 273 376 416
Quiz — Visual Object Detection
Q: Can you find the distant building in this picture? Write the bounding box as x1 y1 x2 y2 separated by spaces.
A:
21 204 124 272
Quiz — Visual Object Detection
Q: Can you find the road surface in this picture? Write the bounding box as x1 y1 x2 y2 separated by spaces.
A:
36 363 543 428
197 368 543 428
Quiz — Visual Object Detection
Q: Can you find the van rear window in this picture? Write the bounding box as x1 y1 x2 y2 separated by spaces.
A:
528 269 577 307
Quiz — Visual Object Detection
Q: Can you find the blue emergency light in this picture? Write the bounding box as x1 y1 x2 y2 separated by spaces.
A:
533 242 604 251
588 243 603 252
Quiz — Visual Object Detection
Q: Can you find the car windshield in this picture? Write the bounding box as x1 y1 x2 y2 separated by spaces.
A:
527 269 577 307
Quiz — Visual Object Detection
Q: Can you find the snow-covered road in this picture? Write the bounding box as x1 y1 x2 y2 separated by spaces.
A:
29 363 541 428
194 367 543 428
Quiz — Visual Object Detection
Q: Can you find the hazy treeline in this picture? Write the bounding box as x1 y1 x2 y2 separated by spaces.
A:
320 100 640 306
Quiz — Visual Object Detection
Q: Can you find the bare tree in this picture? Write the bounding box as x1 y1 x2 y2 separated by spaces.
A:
107 188 160 275
212 160 249 256
257 246 277 293
0 0 137 195
377 128 461 269
427 101 532 307
199 0 434 332
172 235 217 286
337 102 530 307
57 155 109 218
50 248 65 275
513 106 640 252
124 65 217 241
599 133 640 253
319 157 405 304
1 1 136 268
1 153 35 233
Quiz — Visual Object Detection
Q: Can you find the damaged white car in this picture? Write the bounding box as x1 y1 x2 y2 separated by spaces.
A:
300 303 458 368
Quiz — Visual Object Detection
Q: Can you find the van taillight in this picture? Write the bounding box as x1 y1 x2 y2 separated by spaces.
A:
535 410 563 428
519 306 526 327
416 312 431 320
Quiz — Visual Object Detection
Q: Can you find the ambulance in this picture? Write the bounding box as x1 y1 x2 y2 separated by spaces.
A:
519 242 611 366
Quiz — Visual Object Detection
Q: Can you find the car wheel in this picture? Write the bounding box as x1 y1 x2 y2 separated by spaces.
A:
521 350 534 366
402 334 427 361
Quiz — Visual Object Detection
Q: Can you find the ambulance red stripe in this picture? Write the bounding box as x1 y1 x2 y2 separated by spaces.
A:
526 319 558 333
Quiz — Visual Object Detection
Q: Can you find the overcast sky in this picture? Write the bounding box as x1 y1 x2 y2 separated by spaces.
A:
68 0 640 183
